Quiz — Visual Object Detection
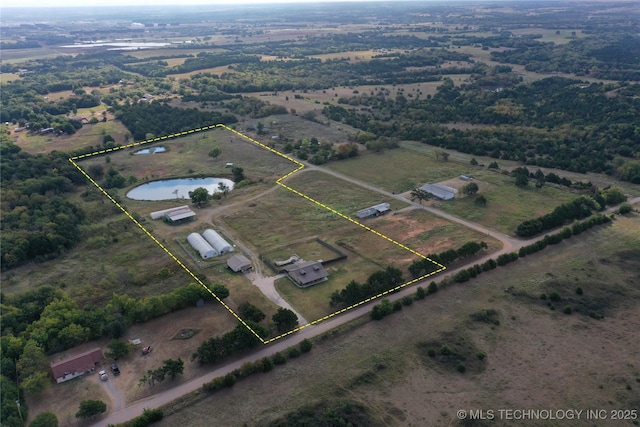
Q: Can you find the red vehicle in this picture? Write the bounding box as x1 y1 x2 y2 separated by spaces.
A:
142 346 152 355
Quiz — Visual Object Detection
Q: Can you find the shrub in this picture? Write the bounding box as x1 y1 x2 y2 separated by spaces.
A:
476 352 486 361
416 286 426 300
549 292 561 302
454 269 471 283
261 357 273 372
563 306 573 315
617 203 633 214
222 373 236 388
401 295 413 306
272 352 287 365
299 339 313 353
457 362 466 373
392 301 403 312
287 347 300 359
427 282 438 294
575 287 583 295
427 348 436 358
440 345 452 356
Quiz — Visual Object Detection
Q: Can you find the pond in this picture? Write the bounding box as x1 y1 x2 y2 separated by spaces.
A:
126 177 234 201
134 147 166 155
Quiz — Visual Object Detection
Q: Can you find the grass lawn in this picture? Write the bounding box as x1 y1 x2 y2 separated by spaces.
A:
326 142 580 234
437 169 579 235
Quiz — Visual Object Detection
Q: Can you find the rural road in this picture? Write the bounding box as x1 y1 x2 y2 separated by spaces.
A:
92 159 639 427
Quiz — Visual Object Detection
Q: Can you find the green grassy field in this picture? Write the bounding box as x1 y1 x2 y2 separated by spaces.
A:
327 143 580 234
155 213 640 427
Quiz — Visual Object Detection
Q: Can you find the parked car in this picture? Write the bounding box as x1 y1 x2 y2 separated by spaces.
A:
98 370 108 381
110 363 120 376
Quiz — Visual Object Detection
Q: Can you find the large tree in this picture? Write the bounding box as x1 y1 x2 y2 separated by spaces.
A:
189 187 209 208
410 188 431 204
272 308 299 333
461 182 479 195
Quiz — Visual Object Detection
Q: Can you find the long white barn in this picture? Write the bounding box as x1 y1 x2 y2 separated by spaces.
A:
187 232 218 259
203 229 234 254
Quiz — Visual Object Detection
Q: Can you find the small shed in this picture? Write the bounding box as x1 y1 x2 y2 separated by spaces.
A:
285 260 329 288
356 202 391 219
203 229 234 254
227 254 252 272
419 183 457 201
51 348 104 383
187 233 218 259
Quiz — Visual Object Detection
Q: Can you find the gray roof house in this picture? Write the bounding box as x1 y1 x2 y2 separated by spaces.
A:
285 261 329 288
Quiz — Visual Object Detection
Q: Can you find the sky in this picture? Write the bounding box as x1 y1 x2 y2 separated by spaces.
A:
2 0 382 9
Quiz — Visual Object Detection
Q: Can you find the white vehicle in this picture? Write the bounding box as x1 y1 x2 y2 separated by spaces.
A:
98 370 108 381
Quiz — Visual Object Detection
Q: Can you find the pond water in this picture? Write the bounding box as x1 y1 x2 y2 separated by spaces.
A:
134 147 166 155
126 177 234 201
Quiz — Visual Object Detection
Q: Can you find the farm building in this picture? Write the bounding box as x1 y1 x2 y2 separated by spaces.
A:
203 229 234 254
285 261 329 288
150 206 196 224
356 202 391 219
419 183 457 201
227 254 252 273
187 233 218 259
50 348 104 384
163 206 196 224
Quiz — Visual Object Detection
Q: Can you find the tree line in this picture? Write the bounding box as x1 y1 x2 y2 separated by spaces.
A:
112 101 237 141
329 266 404 308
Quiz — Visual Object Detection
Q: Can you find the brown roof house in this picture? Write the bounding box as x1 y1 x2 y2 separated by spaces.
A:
51 348 104 383
285 260 329 288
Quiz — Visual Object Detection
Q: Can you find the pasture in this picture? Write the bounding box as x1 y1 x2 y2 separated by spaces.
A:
155 213 640 427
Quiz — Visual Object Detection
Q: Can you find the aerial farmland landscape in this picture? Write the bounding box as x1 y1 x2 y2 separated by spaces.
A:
1 1 639 426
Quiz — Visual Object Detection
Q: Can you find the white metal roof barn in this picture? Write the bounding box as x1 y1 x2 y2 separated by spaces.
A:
187 232 218 259
203 229 234 255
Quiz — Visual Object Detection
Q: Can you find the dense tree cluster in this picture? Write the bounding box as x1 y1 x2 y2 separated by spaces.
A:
191 321 269 365
1 140 86 270
112 101 237 141
409 241 488 278
330 266 404 308
322 76 640 180
515 196 601 237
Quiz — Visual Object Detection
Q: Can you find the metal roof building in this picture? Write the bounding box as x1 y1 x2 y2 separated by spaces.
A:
419 183 457 201
163 206 196 224
356 202 391 219
203 229 234 255
227 254 252 273
187 232 218 259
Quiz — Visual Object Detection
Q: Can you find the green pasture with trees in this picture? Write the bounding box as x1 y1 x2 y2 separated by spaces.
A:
1 2 639 425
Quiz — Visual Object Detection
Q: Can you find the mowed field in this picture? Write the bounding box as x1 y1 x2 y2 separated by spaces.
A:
327 142 582 235
155 213 640 427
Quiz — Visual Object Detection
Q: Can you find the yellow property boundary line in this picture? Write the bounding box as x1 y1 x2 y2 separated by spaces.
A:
69 124 446 344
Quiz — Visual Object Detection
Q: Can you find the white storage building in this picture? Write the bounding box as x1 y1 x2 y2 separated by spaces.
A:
187 233 218 259
203 229 234 254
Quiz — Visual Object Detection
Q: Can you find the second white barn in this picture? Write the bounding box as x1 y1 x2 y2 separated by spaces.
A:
203 229 234 255
187 233 218 259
